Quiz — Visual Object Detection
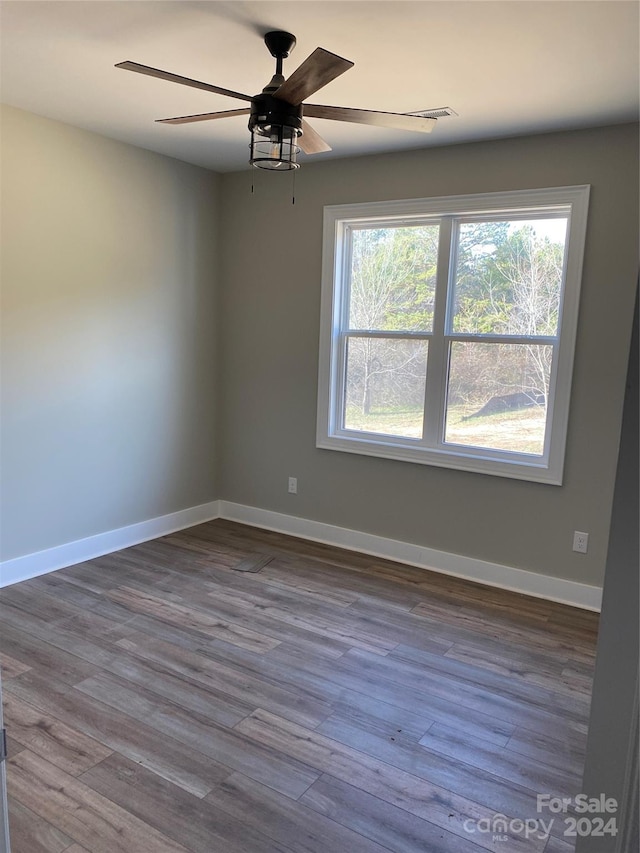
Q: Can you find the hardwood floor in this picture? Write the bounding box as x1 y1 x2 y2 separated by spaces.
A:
1 520 599 853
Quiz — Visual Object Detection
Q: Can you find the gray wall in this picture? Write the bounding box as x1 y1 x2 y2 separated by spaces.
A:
578 291 639 853
218 124 639 588
0 105 220 561
2 109 637 592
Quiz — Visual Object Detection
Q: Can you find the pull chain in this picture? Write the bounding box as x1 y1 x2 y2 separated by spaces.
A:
292 168 296 205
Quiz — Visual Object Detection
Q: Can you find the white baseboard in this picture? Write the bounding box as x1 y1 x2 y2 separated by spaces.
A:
0 498 602 611
219 501 602 611
0 500 221 588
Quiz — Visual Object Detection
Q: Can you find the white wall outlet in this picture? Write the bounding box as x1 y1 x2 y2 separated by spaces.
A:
573 531 589 554
288 476 297 495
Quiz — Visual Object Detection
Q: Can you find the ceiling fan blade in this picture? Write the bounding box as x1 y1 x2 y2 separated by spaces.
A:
304 104 436 133
298 120 332 154
273 48 353 106
157 108 251 125
115 61 252 102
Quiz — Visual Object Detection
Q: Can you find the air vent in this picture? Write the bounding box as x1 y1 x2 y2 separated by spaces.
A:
406 107 458 119
232 554 273 573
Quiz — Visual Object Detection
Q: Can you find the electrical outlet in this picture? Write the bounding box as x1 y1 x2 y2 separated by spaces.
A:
288 477 297 495
573 531 589 554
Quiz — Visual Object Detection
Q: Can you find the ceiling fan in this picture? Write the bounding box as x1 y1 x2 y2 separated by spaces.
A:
116 31 443 171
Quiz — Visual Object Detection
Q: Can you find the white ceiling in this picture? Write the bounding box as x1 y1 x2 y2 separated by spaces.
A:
1 1 638 173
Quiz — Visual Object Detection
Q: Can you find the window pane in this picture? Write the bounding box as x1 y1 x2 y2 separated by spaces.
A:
344 337 428 438
444 342 552 455
349 225 439 332
451 218 568 336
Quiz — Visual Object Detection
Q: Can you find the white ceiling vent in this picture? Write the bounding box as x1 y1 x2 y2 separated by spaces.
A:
407 107 458 119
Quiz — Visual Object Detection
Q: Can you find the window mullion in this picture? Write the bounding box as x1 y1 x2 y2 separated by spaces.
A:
447 333 557 346
422 217 453 447
346 330 432 340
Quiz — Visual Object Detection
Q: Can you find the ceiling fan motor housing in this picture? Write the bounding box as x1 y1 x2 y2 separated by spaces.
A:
249 93 303 138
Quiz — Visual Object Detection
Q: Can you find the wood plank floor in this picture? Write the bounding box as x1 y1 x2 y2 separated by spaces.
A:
1 520 599 853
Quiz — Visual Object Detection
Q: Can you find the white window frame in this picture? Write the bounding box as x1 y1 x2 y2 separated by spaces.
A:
316 185 590 484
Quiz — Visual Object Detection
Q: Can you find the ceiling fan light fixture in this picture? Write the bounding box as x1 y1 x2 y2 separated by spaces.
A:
248 87 303 170
250 124 300 170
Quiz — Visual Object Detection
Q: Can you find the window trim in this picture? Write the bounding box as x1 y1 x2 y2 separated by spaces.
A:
316 185 590 484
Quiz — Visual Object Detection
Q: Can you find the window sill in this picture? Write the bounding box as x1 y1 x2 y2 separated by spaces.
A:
316 433 563 485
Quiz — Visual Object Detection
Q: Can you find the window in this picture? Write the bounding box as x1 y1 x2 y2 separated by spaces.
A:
317 186 590 483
